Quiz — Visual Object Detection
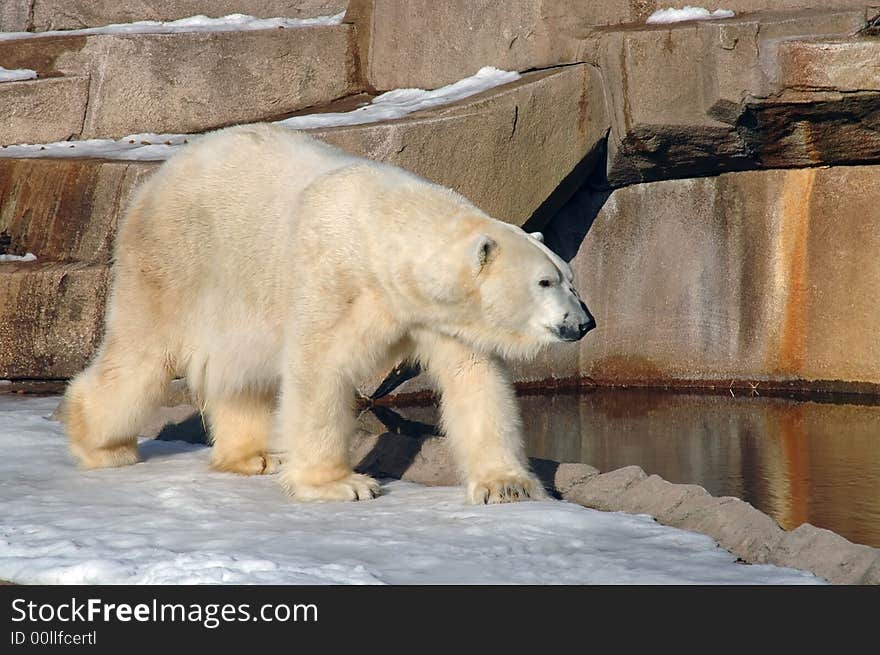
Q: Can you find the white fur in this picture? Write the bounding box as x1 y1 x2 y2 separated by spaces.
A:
63 124 590 503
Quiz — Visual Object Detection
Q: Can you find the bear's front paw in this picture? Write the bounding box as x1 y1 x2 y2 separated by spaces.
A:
284 472 382 502
466 473 549 504
70 439 140 469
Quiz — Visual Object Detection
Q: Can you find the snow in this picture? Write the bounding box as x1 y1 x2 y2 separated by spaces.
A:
278 66 521 130
0 396 822 585
0 133 191 162
647 7 735 24
0 13 345 42
0 67 521 161
0 66 37 83
0 253 36 262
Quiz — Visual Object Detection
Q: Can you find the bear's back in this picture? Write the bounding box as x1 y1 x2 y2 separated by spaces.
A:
112 125 365 318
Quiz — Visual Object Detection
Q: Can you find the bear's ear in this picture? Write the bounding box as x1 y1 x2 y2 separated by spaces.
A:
471 234 498 275
530 231 544 243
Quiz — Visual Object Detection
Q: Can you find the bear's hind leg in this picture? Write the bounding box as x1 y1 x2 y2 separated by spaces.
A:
64 336 172 469
206 389 283 475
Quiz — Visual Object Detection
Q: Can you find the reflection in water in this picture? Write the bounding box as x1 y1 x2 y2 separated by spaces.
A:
385 391 880 547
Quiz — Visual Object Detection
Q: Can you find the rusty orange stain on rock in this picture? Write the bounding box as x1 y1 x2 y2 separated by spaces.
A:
776 168 817 375
772 403 811 532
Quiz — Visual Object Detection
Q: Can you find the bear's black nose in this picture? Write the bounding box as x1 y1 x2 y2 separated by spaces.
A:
578 302 596 338
578 316 596 337
558 316 595 342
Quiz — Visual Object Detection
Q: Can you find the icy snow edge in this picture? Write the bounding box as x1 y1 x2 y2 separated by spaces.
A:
0 67 521 161
0 66 37 83
0 253 37 262
647 7 735 24
279 66 521 130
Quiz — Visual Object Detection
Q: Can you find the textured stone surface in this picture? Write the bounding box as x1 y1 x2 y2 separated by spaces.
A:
0 26 360 142
545 165 880 386
353 431 459 487
565 465 648 510
585 9 875 185
0 263 108 378
318 64 608 225
5 0 871 34
0 77 89 145
600 475 786 562
32 1 348 31
678 497 787 563
0 0 30 31
768 523 880 584
348 0 569 90
0 1 347 31
1 65 603 222
551 462 600 495
83 28 359 138
612 475 712 522
777 37 880 92
0 159 152 378
0 34 91 78
138 403 200 440
348 0 873 90
0 158 154 263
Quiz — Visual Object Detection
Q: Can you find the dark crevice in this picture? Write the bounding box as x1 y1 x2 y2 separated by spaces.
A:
859 12 880 36
523 133 608 234
26 0 36 32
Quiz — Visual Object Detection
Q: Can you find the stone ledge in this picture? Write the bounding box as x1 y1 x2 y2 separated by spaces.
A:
1 1 348 32
0 25 360 141
582 8 876 185
776 37 880 92
0 76 89 145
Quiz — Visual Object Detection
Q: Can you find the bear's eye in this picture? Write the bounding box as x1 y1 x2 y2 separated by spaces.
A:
538 279 553 288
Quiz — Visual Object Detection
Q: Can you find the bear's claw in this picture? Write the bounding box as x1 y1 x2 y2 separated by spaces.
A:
467 474 549 504
288 472 382 502
211 451 284 476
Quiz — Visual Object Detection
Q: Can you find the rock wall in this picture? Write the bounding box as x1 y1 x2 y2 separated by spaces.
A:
538 165 880 388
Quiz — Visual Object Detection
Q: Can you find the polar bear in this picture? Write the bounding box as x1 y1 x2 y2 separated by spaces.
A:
63 124 595 504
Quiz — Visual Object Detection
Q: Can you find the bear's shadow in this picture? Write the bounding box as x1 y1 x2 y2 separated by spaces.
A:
155 413 209 444
150 406 560 497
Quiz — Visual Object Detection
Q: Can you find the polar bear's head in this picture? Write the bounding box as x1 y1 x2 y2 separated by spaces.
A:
473 226 595 356
423 221 595 359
